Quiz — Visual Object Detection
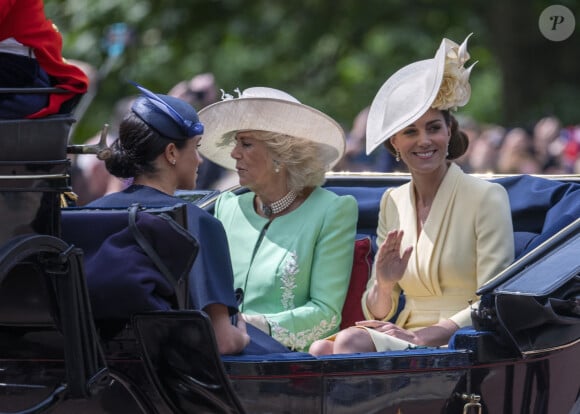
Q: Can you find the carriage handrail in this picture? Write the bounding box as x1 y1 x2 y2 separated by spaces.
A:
0 87 69 94
0 174 68 180
67 124 112 159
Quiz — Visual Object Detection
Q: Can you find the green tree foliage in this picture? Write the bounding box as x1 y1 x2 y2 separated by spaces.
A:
44 0 579 143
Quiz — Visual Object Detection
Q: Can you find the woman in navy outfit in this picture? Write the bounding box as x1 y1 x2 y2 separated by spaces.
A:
86 84 251 355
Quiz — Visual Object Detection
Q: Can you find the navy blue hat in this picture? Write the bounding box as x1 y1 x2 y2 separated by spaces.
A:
131 82 204 140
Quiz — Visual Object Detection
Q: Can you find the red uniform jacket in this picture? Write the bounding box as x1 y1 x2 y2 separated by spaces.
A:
0 0 88 118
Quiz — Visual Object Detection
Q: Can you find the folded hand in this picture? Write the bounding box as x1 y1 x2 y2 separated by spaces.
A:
355 320 419 344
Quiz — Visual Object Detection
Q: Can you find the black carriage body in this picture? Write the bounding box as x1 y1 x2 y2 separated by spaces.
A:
1 115 579 414
0 116 109 412
222 344 580 413
0 116 73 245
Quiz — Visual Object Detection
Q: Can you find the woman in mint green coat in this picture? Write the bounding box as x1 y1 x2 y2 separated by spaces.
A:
199 87 358 351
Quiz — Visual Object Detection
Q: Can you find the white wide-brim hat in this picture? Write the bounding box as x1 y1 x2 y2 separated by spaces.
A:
198 87 346 170
366 34 475 155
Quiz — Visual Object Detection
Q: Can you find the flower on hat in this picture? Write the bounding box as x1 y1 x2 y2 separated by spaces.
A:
432 33 477 111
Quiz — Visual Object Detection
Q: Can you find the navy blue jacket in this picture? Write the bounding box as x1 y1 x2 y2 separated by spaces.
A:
87 185 238 316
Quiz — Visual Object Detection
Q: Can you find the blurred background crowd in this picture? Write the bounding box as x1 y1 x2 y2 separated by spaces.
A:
335 106 580 176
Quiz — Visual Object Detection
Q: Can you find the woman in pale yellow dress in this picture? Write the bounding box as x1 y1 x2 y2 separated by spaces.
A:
310 34 515 355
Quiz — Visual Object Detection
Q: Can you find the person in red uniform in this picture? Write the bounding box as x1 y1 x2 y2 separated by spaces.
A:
0 0 88 119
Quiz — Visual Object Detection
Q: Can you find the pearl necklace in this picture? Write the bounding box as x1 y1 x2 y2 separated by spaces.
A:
260 191 298 217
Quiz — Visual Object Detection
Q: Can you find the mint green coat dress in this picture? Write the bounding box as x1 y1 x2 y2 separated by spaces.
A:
215 187 358 351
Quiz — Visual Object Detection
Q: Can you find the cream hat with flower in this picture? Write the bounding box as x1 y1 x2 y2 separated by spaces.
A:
198 87 345 170
366 34 476 155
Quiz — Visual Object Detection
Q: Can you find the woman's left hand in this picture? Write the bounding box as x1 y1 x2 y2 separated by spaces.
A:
374 230 413 285
355 320 420 344
242 313 270 335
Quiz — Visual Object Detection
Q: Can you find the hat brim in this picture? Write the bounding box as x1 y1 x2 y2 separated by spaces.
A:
198 97 345 170
366 39 447 155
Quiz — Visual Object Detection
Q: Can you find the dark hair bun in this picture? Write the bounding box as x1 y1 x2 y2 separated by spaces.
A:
447 114 469 159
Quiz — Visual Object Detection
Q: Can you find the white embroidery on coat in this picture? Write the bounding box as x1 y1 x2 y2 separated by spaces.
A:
280 251 299 310
270 315 339 351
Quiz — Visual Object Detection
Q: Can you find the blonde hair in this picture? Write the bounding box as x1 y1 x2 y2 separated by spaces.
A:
253 131 327 192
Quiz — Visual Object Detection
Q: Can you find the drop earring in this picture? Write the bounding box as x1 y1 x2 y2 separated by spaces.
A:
274 160 280 173
395 149 400 162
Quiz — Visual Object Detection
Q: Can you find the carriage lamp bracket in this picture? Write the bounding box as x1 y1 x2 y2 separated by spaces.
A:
67 124 112 160
457 393 482 414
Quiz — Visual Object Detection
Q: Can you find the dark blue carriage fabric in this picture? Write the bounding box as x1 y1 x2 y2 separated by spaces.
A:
494 175 580 258
84 211 197 319
86 185 239 316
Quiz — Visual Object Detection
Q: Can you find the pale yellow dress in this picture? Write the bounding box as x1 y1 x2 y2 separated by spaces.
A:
361 163 514 351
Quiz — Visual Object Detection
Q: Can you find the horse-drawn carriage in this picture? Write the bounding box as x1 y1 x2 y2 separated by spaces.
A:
0 115 579 413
